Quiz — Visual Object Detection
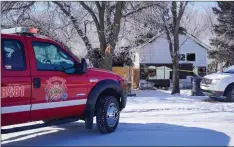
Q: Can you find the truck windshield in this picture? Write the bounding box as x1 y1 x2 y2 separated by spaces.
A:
223 65 234 74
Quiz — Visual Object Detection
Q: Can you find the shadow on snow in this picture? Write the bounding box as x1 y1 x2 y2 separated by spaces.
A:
1 122 230 146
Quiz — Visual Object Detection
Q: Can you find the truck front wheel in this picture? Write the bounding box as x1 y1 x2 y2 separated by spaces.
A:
96 96 120 134
226 85 234 102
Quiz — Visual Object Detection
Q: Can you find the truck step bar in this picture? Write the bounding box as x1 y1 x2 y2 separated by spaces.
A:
1 117 79 134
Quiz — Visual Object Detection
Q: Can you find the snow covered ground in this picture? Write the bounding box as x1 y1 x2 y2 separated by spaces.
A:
2 90 234 146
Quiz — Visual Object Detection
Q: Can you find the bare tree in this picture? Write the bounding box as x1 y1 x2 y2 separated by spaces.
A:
53 2 100 67
1 1 168 71
1 1 35 14
1 1 35 27
77 1 124 70
161 1 188 94
180 3 217 46
78 1 163 70
118 2 164 49
181 7 208 37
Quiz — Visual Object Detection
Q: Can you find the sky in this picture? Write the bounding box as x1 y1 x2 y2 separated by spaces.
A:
192 1 217 12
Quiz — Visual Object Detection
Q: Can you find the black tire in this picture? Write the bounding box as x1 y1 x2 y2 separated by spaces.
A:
42 120 52 124
226 85 234 102
192 92 195 96
96 96 120 134
42 119 55 124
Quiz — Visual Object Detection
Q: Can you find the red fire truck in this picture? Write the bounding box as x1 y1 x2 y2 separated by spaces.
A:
1 27 127 134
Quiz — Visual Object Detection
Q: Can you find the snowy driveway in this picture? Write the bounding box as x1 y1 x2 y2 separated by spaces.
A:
2 90 234 146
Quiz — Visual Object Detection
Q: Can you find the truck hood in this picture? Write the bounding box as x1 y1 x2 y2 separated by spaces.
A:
87 68 119 77
204 72 232 80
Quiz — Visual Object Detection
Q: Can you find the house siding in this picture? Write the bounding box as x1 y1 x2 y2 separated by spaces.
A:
138 35 207 68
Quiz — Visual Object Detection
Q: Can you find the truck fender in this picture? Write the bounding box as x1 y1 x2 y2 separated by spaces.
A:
84 79 126 129
224 82 234 96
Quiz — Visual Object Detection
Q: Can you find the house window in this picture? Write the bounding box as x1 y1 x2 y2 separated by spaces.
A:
179 54 185 61
187 53 196 61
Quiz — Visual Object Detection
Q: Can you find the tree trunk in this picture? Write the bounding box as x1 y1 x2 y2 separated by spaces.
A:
171 26 180 94
99 1 124 71
100 53 113 71
171 1 182 94
99 39 115 70
172 57 180 94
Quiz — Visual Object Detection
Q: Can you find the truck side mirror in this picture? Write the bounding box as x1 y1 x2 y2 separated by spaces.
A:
80 58 87 74
64 58 87 74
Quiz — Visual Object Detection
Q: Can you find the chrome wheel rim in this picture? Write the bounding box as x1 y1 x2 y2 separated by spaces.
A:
106 103 119 127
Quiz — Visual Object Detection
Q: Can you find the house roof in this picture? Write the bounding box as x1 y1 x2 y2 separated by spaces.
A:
183 32 212 51
134 33 164 51
136 31 212 51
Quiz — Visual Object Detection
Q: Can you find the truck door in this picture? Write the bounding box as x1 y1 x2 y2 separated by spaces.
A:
26 37 88 121
1 34 32 126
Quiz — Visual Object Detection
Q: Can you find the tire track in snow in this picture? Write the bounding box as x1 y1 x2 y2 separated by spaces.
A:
122 107 234 113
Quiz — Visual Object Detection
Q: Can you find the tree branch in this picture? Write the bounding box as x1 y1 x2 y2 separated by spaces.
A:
1 1 35 14
54 1 93 52
98 1 106 51
177 2 188 21
95 1 101 12
105 1 112 43
79 1 100 30
179 36 189 49
108 1 124 50
171 1 177 27
161 10 173 58
101 2 106 10
110 3 116 12
122 4 158 18
160 8 173 59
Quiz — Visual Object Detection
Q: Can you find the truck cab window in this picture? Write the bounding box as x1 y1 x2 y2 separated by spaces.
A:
32 42 74 71
2 39 26 70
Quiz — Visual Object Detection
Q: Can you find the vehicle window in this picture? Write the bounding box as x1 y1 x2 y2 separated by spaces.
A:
32 42 74 71
224 65 234 73
2 39 26 70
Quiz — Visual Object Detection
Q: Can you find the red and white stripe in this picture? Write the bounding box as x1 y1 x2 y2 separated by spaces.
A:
1 99 87 114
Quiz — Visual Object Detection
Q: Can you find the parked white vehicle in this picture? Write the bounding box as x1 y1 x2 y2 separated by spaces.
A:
201 65 234 102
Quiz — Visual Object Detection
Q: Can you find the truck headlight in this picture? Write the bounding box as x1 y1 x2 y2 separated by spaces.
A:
212 79 221 84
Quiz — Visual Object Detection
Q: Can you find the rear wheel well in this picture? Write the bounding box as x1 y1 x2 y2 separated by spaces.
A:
95 88 121 115
224 83 234 96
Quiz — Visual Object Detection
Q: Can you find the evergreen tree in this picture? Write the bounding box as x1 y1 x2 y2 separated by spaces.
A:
210 2 234 67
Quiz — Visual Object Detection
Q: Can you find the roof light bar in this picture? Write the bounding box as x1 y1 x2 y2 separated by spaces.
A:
1 27 39 34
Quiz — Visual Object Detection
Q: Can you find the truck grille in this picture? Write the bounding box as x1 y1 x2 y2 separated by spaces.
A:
201 78 212 85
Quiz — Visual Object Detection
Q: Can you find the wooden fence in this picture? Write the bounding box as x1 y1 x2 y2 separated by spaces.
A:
112 67 140 89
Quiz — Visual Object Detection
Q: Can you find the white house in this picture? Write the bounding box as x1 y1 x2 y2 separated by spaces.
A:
134 33 211 89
